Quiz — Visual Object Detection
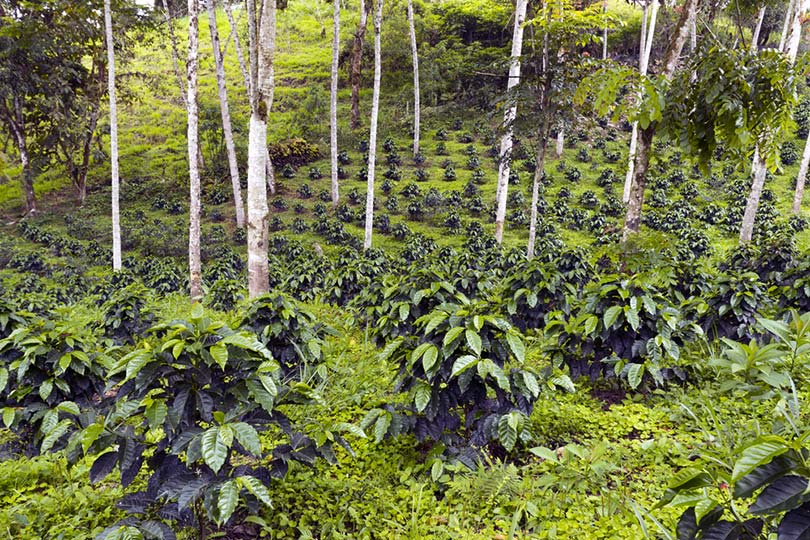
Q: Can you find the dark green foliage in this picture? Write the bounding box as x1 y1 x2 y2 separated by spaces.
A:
82 307 345 536
374 299 549 451
546 272 691 384
101 283 155 346
0 312 112 453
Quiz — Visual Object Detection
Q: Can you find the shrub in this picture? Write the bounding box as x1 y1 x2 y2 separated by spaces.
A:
268 137 321 167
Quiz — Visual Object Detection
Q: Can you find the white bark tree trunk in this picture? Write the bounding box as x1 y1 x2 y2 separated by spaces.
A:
225 2 275 197
494 0 529 244
187 0 203 301
364 0 383 250
408 0 421 157
602 0 608 60
208 0 245 229
105 0 122 272
751 6 766 51
742 1 804 238
247 0 275 297
780 0 796 52
623 0 658 203
166 2 205 171
330 0 340 209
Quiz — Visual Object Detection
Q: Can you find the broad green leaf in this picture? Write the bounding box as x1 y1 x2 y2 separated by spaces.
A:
217 480 239 524
82 422 104 453
625 307 640 331
443 327 465 348
2 407 15 428
584 315 598 335
377 338 404 362
465 329 482 356
202 427 229 473
374 413 392 443
626 363 644 390
39 379 53 401
731 438 790 483
240 476 272 507
733 455 795 499
41 419 72 453
124 350 152 381
422 345 439 375
145 400 168 430
505 333 525 362
498 414 518 452
56 401 80 416
451 355 478 377
334 422 366 438
603 306 622 329
413 382 431 413
210 343 228 370
522 371 541 398
0 367 7 393
231 422 262 457
667 467 713 491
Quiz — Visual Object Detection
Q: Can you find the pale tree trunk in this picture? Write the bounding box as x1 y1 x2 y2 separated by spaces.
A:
751 6 766 50
330 0 340 209
602 0 608 60
779 0 796 52
795 138 810 214
363 0 383 250
246 0 275 298
623 0 658 203
187 0 203 301
494 0 529 244
350 0 370 130
623 0 698 240
105 0 122 271
4 96 37 215
407 0 420 157
742 1 803 238
789 0 810 214
528 120 551 259
224 2 275 196
166 2 205 171
207 0 245 229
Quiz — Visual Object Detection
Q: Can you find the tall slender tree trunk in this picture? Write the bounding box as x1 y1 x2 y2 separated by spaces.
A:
363 0 383 250
795 139 810 213
623 0 698 241
623 0 658 203
350 0 370 130
494 0 529 244
187 0 203 301
751 6 766 50
246 0 275 297
166 2 205 171
330 0 340 209
407 0 420 157
5 96 37 215
779 0 796 51
225 2 275 196
528 129 550 259
207 0 245 229
742 1 803 237
602 0 609 60
104 1 121 270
